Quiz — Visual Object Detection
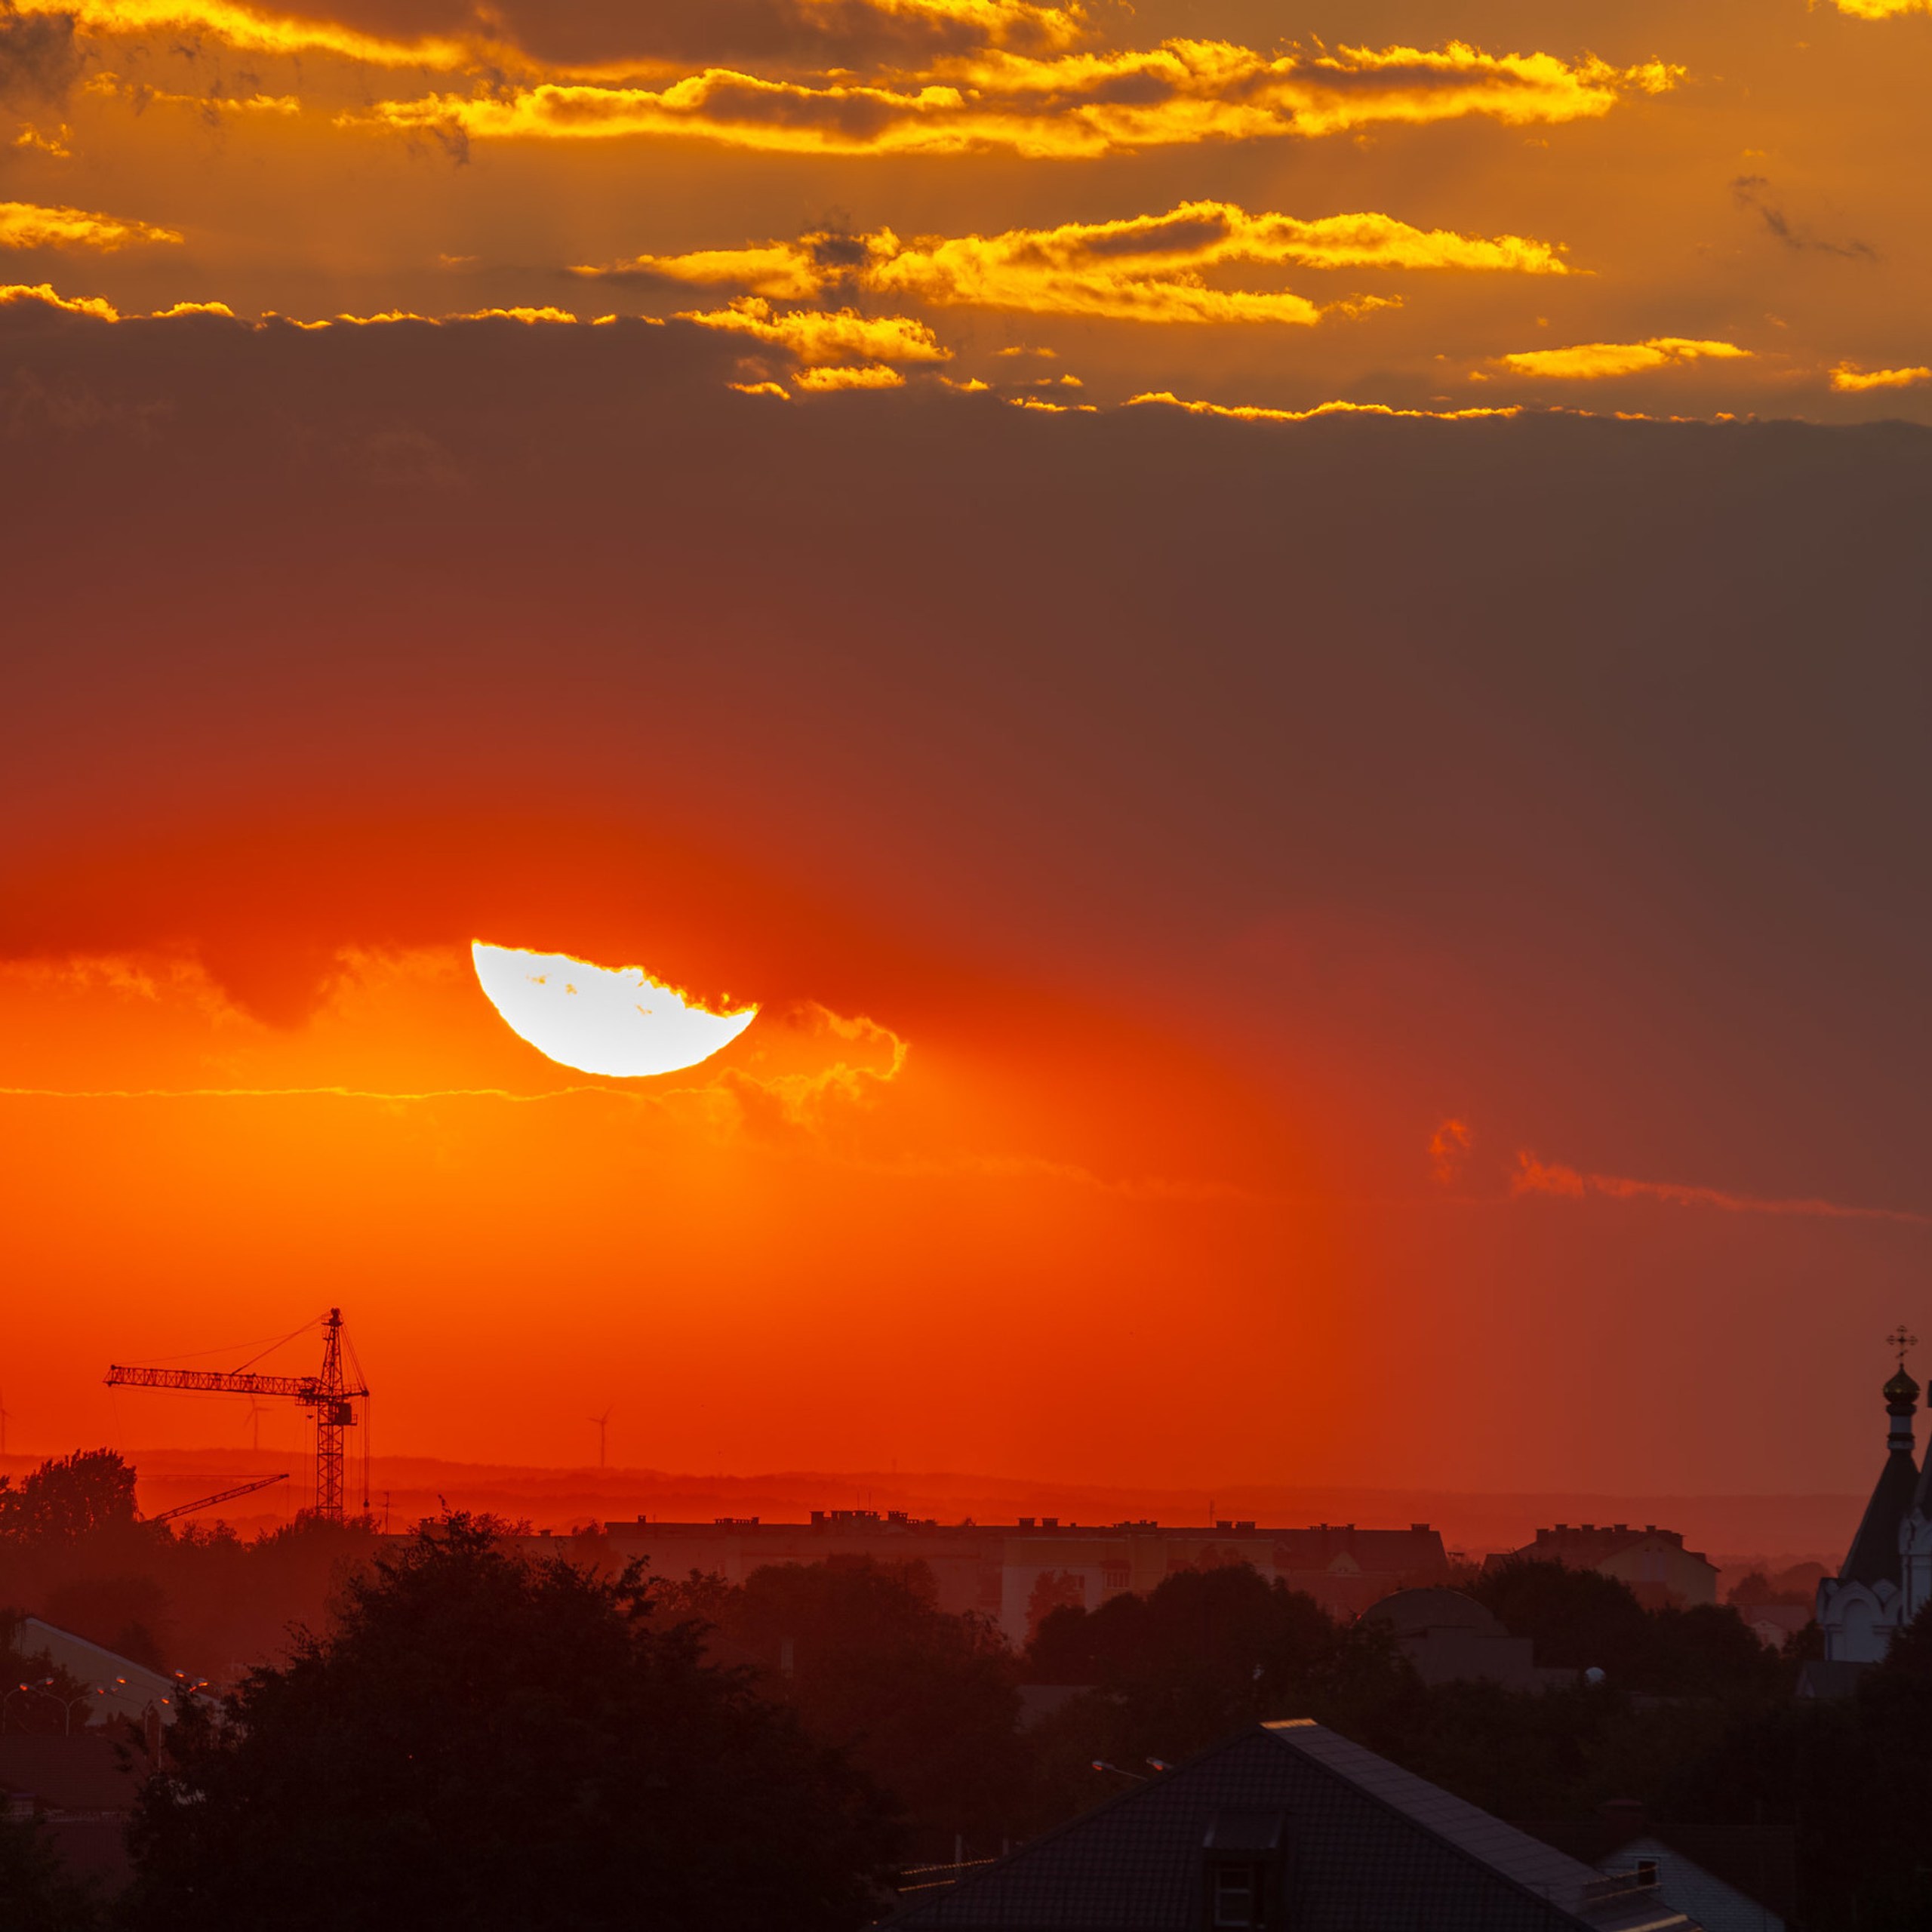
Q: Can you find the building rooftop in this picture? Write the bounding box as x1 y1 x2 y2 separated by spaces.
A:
886 1720 1700 1931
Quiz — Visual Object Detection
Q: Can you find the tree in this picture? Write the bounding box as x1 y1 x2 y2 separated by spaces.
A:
0 1811 102 1932
1022 1564 1410 1826
122 1515 897 1932
0 1454 139 1547
1469 1560 1653 1677
700 1556 1024 1857
1472 1560 1779 1697
41 1575 169 1670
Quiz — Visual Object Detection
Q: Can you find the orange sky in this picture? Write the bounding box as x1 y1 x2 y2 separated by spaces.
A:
2 0 1929 1506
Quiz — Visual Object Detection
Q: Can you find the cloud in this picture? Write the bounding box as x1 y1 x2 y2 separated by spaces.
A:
0 281 600 328
792 361 904 389
18 0 493 72
1831 361 1930 392
1497 337 1750 380
675 296 948 365
1429 1118 1472 1184
1826 0 1930 16
1128 390 1521 423
0 2 81 109
1 278 120 317
15 0 1088 80
1509 1151 1930 1224
351 40 1678 159
82 69 303 118
717 1000 909 1134
1731 176 1876 262
583 201 1568 329
0 200 184 250
509 0 1091 72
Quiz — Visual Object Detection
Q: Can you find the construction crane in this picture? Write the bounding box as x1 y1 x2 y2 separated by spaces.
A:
146 1472 290 1526
105 1309 370 1522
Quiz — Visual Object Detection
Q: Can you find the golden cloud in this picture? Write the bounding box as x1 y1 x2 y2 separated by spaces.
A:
675 297 949 364
20 0 493 73
792 362 906 389
0 283 606 331
1830 361 1931 391
19 0 1089 80
352 40 1678 158
0 280 122 318
1497 337 1749 379
1128 390 1521 423
0 201 183 251
1826 0 1930 14
82 70 301 116
583 201 1568 328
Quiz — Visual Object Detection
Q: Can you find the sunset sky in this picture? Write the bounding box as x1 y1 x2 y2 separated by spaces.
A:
2 0 1929 1506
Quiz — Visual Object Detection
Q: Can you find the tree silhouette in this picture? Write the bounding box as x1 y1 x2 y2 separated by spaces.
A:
122 1515 897 1931
0 1453 139 1546
698 1556 1023 1857
0 1810 101 1932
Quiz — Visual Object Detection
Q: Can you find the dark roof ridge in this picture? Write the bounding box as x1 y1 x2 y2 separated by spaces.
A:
1259 1721 1611 1922
881 1721 1275 1921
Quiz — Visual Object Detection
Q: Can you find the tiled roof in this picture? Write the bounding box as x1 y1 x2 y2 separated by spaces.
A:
884 1721 1700 1931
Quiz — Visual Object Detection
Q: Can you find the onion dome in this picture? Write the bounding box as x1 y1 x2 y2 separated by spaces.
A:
1884 1364 1920 1413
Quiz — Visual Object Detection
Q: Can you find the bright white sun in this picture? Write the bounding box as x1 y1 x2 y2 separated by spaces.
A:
471 941 757 1078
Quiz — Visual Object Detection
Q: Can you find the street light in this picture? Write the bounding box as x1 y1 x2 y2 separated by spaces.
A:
20 1681 94 1736
2 1682 43 1734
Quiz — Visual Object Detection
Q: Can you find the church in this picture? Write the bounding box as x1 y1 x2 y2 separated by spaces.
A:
1816 1344 1930 1663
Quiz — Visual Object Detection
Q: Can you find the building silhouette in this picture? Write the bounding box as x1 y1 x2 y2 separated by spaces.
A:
885 1720 1703 1930
1816 1355 1926 1668
581 1512 1448 1642
1488 1524 1718 1609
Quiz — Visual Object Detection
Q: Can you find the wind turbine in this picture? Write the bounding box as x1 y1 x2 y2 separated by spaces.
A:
591 1407 613 1470
242 1395 268 1458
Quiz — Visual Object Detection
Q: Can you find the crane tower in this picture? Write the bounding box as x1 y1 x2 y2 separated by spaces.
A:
105 1309 371 1521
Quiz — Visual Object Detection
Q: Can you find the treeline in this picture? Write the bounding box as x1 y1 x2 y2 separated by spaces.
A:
0 1451 380 1684
5 1452 1931 1928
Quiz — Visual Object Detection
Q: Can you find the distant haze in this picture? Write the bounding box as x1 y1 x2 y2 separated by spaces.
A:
23 1449 1857 1566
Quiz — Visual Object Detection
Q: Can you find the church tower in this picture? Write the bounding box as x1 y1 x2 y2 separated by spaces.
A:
1817 1335 1920 1663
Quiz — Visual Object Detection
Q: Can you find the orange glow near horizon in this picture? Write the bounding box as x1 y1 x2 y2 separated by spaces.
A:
2 0 1930 1517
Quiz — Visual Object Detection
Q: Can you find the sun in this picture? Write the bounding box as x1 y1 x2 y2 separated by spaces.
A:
471 942 757 1078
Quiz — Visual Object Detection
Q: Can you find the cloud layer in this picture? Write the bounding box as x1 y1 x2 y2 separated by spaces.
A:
1497 337 1751 380
585 201 1568 328
349 41 1676 158
0 200 183 249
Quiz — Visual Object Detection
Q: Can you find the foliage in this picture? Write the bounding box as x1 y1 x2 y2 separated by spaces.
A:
689 1555 1023 1858
0 1454 140 1547
0 1452 384 1684
39 1578 170 1673
1023 1562 1411 1823
0 1610 104 1737
1470 1559 1783 1697
0 1811 103 1932
121 1515 896 1932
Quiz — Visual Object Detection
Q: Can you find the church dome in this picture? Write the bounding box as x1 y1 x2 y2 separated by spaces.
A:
1884 1364 1920 1410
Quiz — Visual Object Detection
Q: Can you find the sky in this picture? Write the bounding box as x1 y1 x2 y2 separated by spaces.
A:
2 0 1930 1507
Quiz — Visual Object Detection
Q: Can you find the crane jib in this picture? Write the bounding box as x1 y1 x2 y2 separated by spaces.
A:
101 1309 371 1522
